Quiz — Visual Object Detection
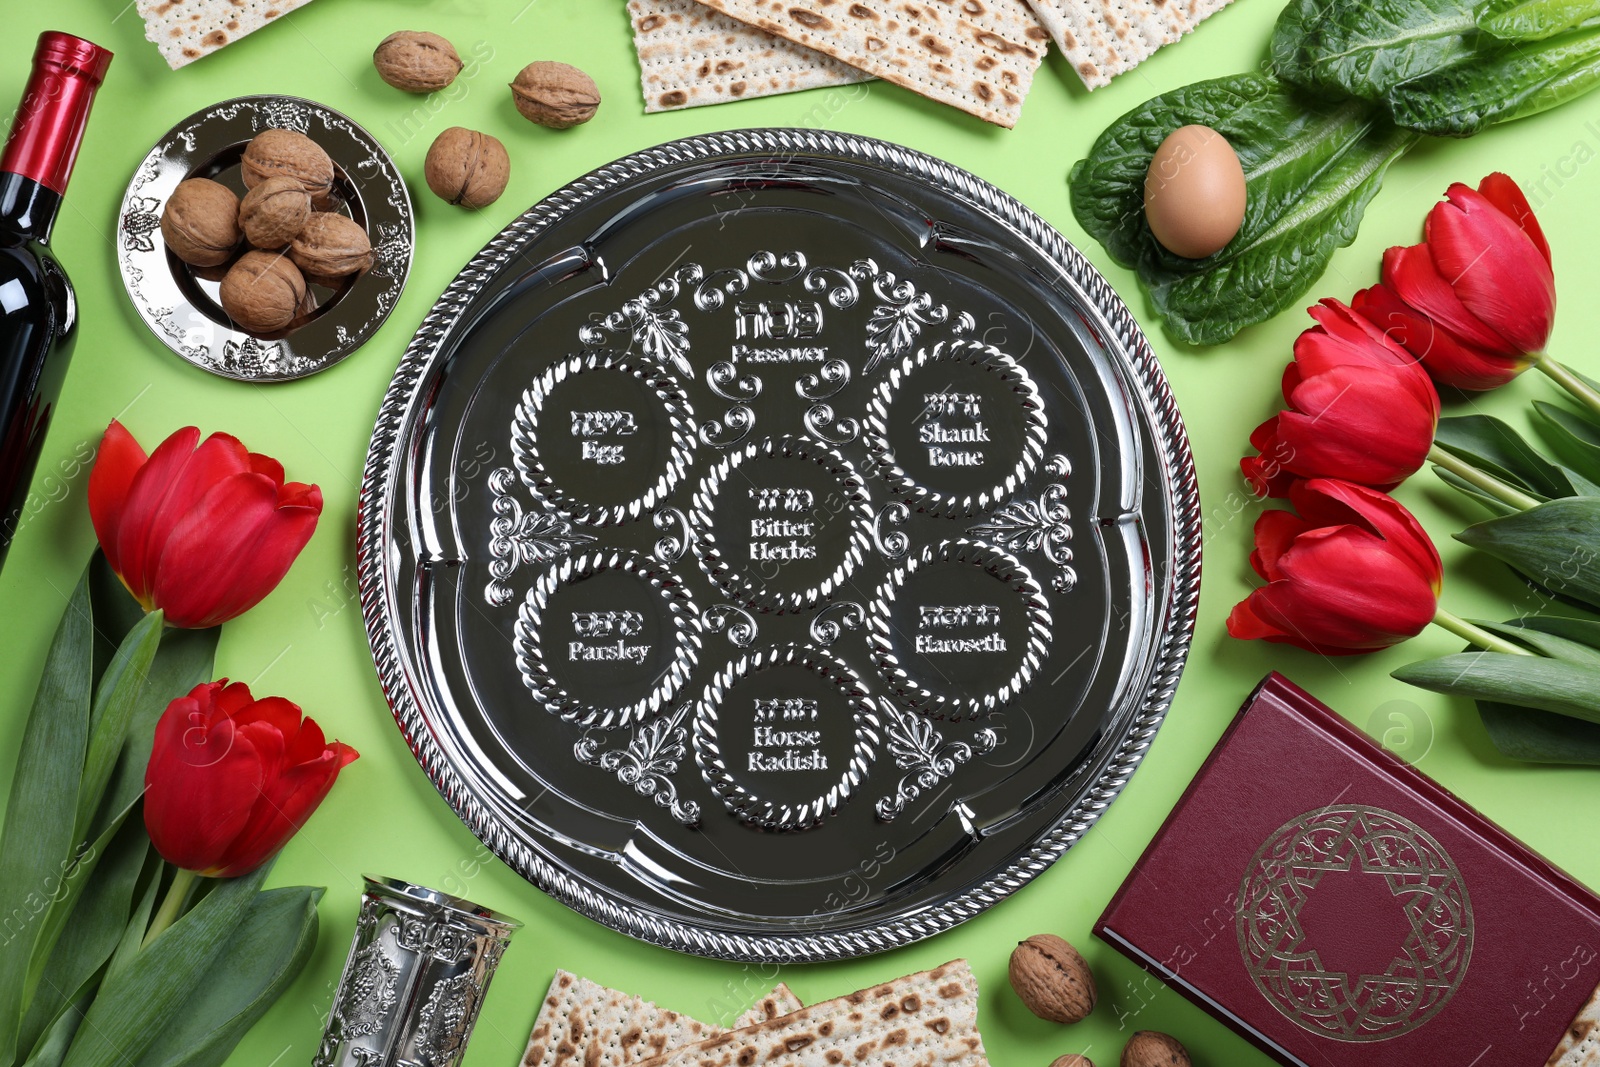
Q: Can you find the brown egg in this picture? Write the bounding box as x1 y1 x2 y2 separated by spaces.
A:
1144 124 1247 260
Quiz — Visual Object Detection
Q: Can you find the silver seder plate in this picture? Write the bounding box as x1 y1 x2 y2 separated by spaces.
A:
358 130 1202 962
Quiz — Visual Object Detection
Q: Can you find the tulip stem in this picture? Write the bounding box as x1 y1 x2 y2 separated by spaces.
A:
1432 608 1536 656
141 867 198 949
1426 445 1542 511
1535 353 1600 419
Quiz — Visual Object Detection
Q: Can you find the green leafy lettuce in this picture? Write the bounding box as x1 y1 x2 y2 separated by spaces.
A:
1068 73 1416 345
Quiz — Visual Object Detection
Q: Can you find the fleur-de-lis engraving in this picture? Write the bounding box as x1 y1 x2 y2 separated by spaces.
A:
578 264 704 378
852 259 954 374
575 707 700 826
485 468 595 606
875 700 997 821
968 483 1075 592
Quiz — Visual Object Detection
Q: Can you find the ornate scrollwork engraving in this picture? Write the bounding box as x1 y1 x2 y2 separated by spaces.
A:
486 467 595 606
579 263 705 378
575 707 701 826
702 604 759 647
796 359 850 400
875 700 998 821
809 601 865 645
968 482 1076 593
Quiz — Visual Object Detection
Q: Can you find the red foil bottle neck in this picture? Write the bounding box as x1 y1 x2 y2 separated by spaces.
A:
0 32 113 195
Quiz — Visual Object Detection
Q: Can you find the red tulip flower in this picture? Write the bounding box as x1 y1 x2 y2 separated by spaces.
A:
1227 479 1443 656
144 680 357 877
88 421 322 628
1356 172 1554 391
1243 300 1439 497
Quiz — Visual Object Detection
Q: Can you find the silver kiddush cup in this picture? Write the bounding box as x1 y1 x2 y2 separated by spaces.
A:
314 876 520 1067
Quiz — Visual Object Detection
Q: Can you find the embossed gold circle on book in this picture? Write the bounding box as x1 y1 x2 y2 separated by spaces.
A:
514 549 699 729
868 539 1052 721
689 435 873 615
1235 805 1473 1042
511 351 696 526
863 340 1048 517
694 644 880 830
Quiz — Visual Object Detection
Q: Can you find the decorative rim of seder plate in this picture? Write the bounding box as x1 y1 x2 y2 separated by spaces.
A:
357 128 1202 962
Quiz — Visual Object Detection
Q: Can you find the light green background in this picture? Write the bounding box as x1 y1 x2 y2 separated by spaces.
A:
2 1 1599 1064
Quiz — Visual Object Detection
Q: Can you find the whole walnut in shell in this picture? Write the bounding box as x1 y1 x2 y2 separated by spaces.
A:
1121 1033 1190 1067
290 213 373 286
238 176 312 249
1050 1057 1094 1067
160 178 241 267
1010 934 1097 1024
425 127 509 209
220 251 307 335
510 61 600 128
374 30 462 92
241 129 335 204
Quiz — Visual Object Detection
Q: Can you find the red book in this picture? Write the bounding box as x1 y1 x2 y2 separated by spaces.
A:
1096 673 1600 1067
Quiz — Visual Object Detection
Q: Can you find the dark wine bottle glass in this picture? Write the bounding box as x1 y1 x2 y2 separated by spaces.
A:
0 32 112 571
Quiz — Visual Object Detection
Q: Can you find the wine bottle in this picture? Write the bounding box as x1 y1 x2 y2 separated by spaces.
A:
0 32 112 571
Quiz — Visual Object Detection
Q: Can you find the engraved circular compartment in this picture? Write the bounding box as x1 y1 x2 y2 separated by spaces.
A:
512 351 695 526
694 644 879 831
869 539 1051 721
689 435 872 614
864 339 1047 517
514 549 699 729
116 95 412 382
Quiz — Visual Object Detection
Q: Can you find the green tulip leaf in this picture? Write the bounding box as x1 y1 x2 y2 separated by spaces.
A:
1533 400 1600 484
1559 464 1600 496
1434 470 1522 516
1273 0 1480 101
16 817 147 1060
103 852 162 987
59 866 270 1067
86 554 147 685
1394 650 1600 722
1478 698 1600 763
16 997 87 1067
1068 72 1416 345
131 885 322 1067
1511 613 1600 651
1456 497 1600 610
1478 0 1600 40
1435 414 1573 498
1474 619 1600 666
77 612 162 843
0 571 93 1067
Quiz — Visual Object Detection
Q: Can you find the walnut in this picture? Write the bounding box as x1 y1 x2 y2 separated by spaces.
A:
290 212 373 286
1120 1033 1190 1067
219 251 307 335
238 176 311 249
1050 1057 1094 1067
240 129 335 205
374 30 463 93
1009 934 1097 1024
160 178 241 267
424 127 510 209
510 61 600 128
